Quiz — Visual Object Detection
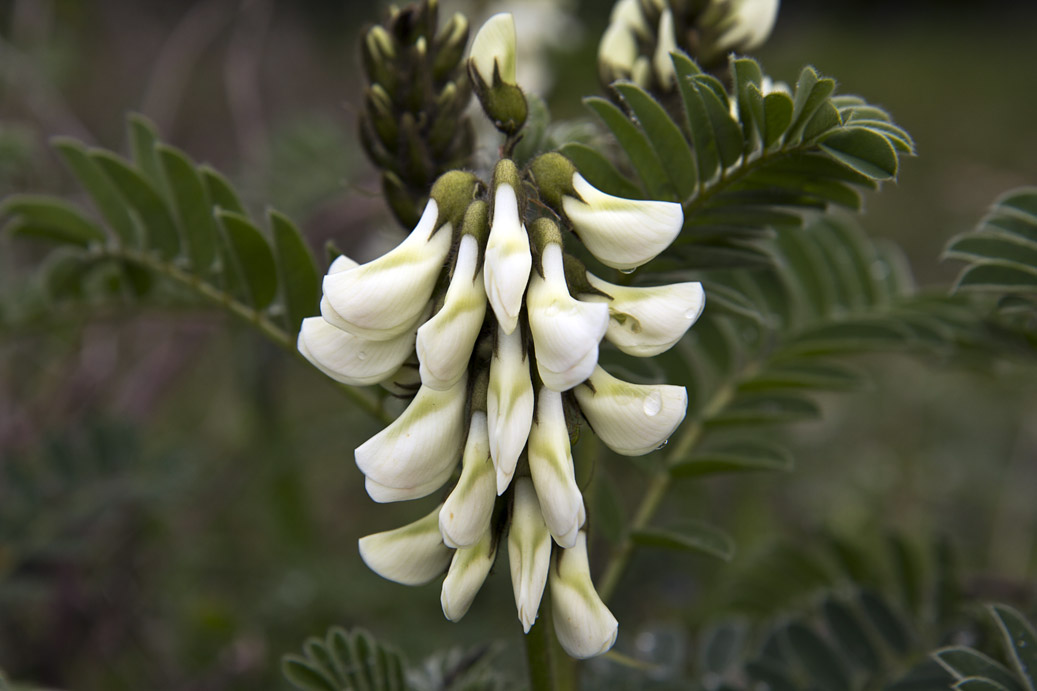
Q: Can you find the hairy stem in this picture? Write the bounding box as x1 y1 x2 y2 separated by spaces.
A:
91 246 391 424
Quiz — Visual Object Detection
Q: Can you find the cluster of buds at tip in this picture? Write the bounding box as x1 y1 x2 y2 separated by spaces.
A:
598 0 779 89
467 13 528 136
302 12 705 660
359 0 475 228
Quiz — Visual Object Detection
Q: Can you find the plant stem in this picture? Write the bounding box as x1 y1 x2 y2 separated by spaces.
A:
597 380 738 603
524 591 577 691
92 246 391 424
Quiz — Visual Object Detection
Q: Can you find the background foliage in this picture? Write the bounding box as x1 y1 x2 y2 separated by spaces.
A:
0 1 1035 689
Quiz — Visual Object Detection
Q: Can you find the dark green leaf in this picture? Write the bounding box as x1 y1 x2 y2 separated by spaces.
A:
784 621 853 691
859 589 911 655
763 91 794 148
591 472 626 544
693 75 744 170
700 620 748 675
707 392 821 426
631 522 735 561
746 659 798 691
787 67 836 144
783 321 910 356
802 101 842 142
91 150 181 258
820 127 899 180
218 211 278 309
269 210 320 335
1 195 106 246
201 165 247 215
52 137 139 246
823 598 881 671
558 142 643 200
740 361 867 392
282 656 338 691
671 442 793 478
989 604 1037 690
955 679 1012 691
585 96 676 200
934 647 1023 691
699 281 767 323
157 145 220 273
945 235 1037 268
676 68 720 184
997 188 1037 218
614 82 698 198
127 113 164 188
887 533 924 617
956 264 1037 292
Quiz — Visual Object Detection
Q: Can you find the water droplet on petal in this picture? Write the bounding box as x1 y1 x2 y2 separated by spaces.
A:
656 439 669 450
357 351 368 361
620 267 636 275
642 390 662 416
684 307 698 319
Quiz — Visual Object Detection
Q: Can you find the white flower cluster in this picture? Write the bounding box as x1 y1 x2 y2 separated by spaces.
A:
297 13 706 660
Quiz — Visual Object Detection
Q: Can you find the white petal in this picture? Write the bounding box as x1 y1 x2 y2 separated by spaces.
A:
441 529 497 622
573 365 687 456
355 375 467 489
598 24 637 81
328 255 359 273
562 174 683 271
323 200 451 339
469 12 517 84
508 478 552 633
536 345 599 393
527 244 608 391
358 506 452 586
584 274 705 357
550 532 618 659
364 462 455 503
440 412 497 548
716 0 780 51
487 326 534 494
416 234 488 390
483 184 531 335
609 0 650 37
528 388 585 548
298 314 419 386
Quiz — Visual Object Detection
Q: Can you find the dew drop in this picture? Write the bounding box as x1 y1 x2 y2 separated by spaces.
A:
684 307 699 319
357 351 368 361
620 267 636 275
642 390 662 416
656 439 669 450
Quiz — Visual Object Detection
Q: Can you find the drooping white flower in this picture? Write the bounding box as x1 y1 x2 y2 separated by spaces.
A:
550 531 618 659
323 200 451 340
416 233 488 390
355 374 467 496
598 23 638 84
528 388 585 548
573 365 687 456
716 0 780 51
469 12 517 86
487 326 534 494
652 8 678 90
483 182 531 335
527 242 608 391
440 412 497 549
508 478 552 633
582 273 705 357
358 505 452 586
441 529 497 622
365 463 456 504
562 173 683 271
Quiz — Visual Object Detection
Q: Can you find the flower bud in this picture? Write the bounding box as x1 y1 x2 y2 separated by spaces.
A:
527 241 608 392
468 13 527 134
597 24 637 84
440 412 497 548
652 8 678 90
573 365 687 456
508 478 552 633
358 505 452 586
582 273 705 357
550 531 618 659
416 230 488 390
528 388 585 548
432 12 470 82
483 162 531 335
715 0 780 52
322 199 450 340
487 325 534 494
441 528 497 622
355 374 468 496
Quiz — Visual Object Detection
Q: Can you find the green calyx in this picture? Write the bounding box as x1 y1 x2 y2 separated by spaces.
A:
529 217 563 277
529 153 577 212
470 63 528 136
461 200 490 246
430 171 480 233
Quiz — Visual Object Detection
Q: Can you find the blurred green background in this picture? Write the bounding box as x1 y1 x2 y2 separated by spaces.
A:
1 1 1035 688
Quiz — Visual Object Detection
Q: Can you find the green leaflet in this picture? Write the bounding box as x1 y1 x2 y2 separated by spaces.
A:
158 144 220 274
283 626 407 691
270 210 320 336
558 142 642 200
989 605 1037 691
90 149 181 258
670 441 793 478
0 195 106 247
935 648 1026 691
614 82 698 198
631 522 735 561
217 211 278 309
52 137 139 246
128 113 164 188
585 96 676 201
819 127 899 180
